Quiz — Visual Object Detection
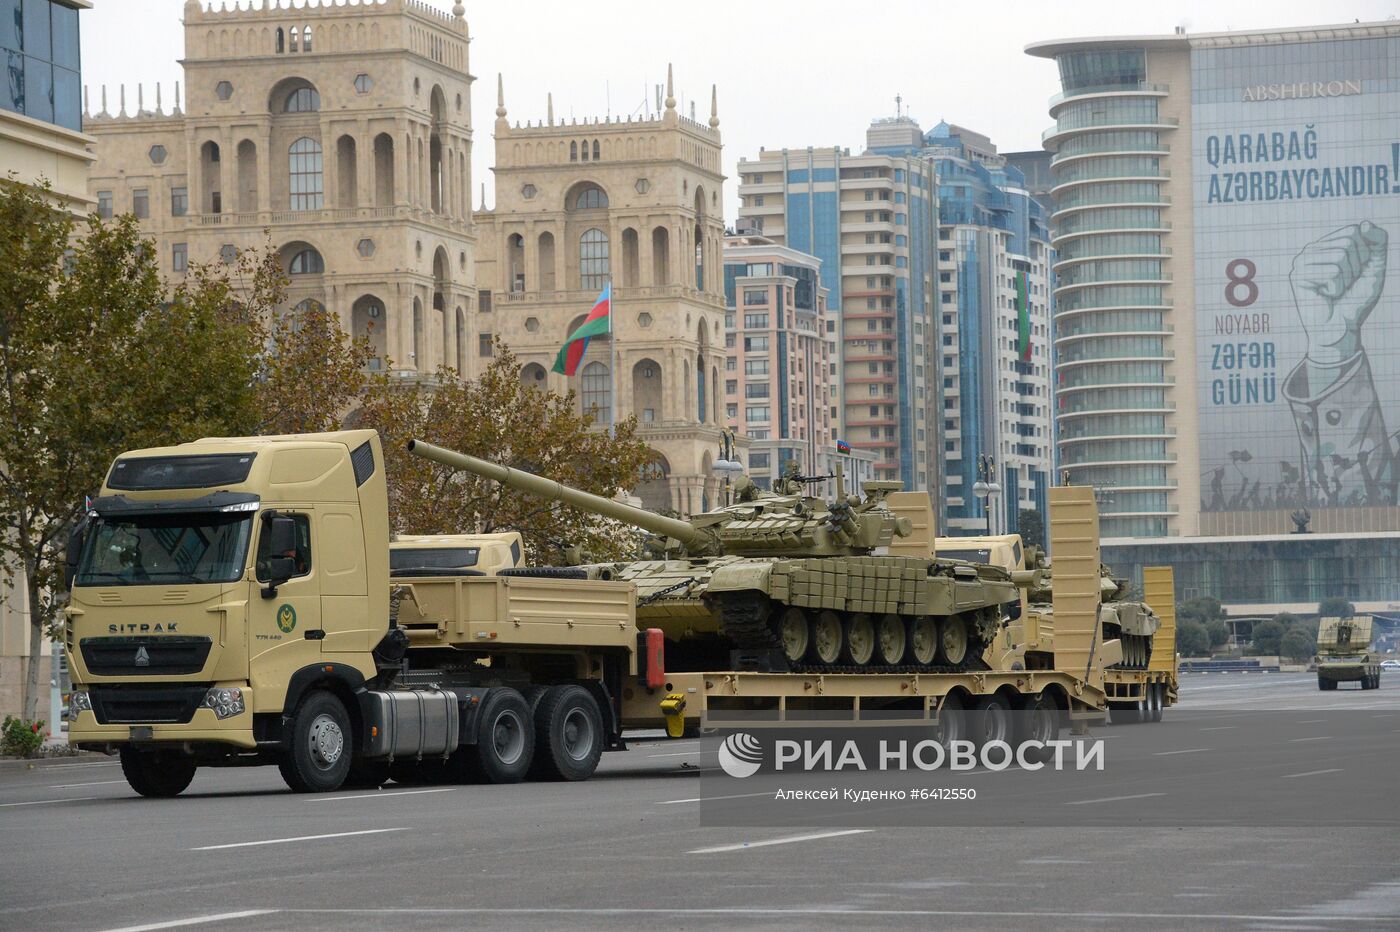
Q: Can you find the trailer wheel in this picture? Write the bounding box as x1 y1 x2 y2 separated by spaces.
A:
472 688 534 784
530 685 604 782
1148 684 1164 723
1019 693 1062 762
278 690 353 793
342 758 391 790
119 747 197 798
972 695 1012 747
936 692 967 754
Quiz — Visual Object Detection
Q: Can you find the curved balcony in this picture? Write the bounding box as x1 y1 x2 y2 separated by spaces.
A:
1053 249 1170 271
1048 82 1170 108
1042 117 1178 148
1050 171 1170 197
1051 145 1170 168
1053 327 1172 347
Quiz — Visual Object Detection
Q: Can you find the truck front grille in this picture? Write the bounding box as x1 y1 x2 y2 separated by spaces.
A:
89 684 211 724
80 636 212 676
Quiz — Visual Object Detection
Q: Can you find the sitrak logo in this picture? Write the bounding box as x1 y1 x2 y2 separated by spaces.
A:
718 732 763 778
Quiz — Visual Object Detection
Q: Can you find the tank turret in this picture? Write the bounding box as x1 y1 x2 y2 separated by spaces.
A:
408 439 913 558
1315 615 1379 690
407 439 1015 675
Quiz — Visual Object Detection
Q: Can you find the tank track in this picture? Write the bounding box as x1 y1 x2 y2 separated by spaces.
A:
717 592 992 675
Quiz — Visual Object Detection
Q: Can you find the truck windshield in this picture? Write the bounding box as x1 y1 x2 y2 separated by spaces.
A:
75 512 253 586
390 547 479 571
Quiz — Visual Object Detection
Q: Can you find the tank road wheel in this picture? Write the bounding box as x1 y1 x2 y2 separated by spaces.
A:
278 690 353 793
972 695 1012 748
876 614 907 667
938 614 970 667
119 747 197 798
809 610 843 666
530 685 604 782
779 607 811 665
908 617 938 666
841 613 876 666
472 688 535 784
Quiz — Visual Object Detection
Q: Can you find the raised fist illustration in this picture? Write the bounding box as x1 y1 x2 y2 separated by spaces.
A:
1289 221 1389 366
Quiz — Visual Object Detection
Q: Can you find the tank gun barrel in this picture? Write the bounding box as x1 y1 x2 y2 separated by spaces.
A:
406 439 716 553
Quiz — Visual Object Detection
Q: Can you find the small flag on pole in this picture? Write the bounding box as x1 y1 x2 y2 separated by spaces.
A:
836 439 852 454
552 283 612 376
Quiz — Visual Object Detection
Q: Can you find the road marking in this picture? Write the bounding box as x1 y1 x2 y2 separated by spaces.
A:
1020 857 1091 864
1282 768 1344 779
98 911 277 932
310 787 458 803
657 790 775 805
1065 792 1166 806
48 779 126 788
688 828 870 854
1297 719 1325 724
1290 736 1331 743
274 906 1396 922
1153 747 1210 756
0 796 98 808
1199 726 1236 731
191 828 406 851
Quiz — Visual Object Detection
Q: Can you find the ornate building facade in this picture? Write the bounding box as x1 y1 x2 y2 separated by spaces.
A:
473 68 730 514
85 0 477 377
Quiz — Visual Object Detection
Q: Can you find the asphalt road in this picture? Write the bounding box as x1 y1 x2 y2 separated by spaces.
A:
3 672 1398 932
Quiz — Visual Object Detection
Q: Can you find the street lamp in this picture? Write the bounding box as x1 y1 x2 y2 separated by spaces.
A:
973 454 1000 535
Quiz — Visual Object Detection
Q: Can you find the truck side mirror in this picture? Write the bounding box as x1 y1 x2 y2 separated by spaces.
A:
260 514 298 599
63 519 89 591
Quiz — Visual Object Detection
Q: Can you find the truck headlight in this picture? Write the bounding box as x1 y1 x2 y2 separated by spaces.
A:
69 690 92 719
200 687 245 720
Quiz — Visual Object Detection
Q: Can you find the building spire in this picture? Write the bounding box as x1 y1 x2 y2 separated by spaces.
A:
479 182 487 211
709 84 719 129
547 92 554 126
155 82 162 113
100 84 107 117
495 73 506 119
664 63 675 111
174 81 182 114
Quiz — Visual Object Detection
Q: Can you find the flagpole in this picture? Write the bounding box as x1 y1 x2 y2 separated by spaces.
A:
608 278 617 436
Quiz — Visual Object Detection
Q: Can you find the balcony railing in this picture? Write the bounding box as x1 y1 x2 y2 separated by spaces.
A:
1048 82 1170 107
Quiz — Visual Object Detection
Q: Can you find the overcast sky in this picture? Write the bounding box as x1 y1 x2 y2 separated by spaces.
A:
81 0 1398 220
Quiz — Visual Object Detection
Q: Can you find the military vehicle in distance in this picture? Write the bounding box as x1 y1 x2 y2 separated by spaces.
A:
407 440 1022 674
390 532 524 577
1316 616 1380 690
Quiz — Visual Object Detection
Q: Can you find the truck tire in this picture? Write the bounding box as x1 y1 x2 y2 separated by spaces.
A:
120 747 197 798
530 685 604 782
278 690 354 793
342 758 391 790
972 695 1012 748
471 688 534 784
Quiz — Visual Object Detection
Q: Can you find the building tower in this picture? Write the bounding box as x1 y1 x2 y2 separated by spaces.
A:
85 0 476 376
474 66 729 514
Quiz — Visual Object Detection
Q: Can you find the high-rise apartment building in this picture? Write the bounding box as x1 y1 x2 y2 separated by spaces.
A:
1030 19 1400 541
473 69 730 515
86 0 477 378
737 116 1053 534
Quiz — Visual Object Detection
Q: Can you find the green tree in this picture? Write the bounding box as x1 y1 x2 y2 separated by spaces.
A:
357 343 656 564
1177 620 1211 657
1318 596 1355 618
1250 619 1285 656
0 179 268 720
1205 619 1229 650
1179 596 1226 625
1272 612 1302 628
1016 508 1045 549
1280 626 1315 664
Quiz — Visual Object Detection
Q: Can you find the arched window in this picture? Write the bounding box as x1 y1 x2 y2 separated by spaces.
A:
302 25 313 52
289 137 324 210
579 228 610 292
569 141 577 162
580 139 589 162
581 361 611 425
696 356 707 422
289 26 299 53
573 185 608 210
285 87 320 112
276 28 284 53
592 139 600 161
288 248 324 274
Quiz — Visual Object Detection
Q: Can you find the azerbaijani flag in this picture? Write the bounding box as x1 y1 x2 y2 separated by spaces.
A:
1014 270 1032 363
552 283 612 375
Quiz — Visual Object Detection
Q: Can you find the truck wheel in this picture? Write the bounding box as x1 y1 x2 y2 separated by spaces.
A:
342 758 391 790
119 747 196 798
278 690 353 793
472 688 534 784
972 695 1012 747
530 685 604 781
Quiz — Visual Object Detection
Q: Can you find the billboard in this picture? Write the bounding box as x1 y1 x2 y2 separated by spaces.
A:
1194 36 1400 514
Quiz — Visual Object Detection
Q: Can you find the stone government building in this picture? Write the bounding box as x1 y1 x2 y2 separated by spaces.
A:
85 0 730 513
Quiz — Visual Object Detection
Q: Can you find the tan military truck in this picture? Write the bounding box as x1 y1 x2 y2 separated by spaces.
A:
1315 616 1380 690
64 430 641 797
